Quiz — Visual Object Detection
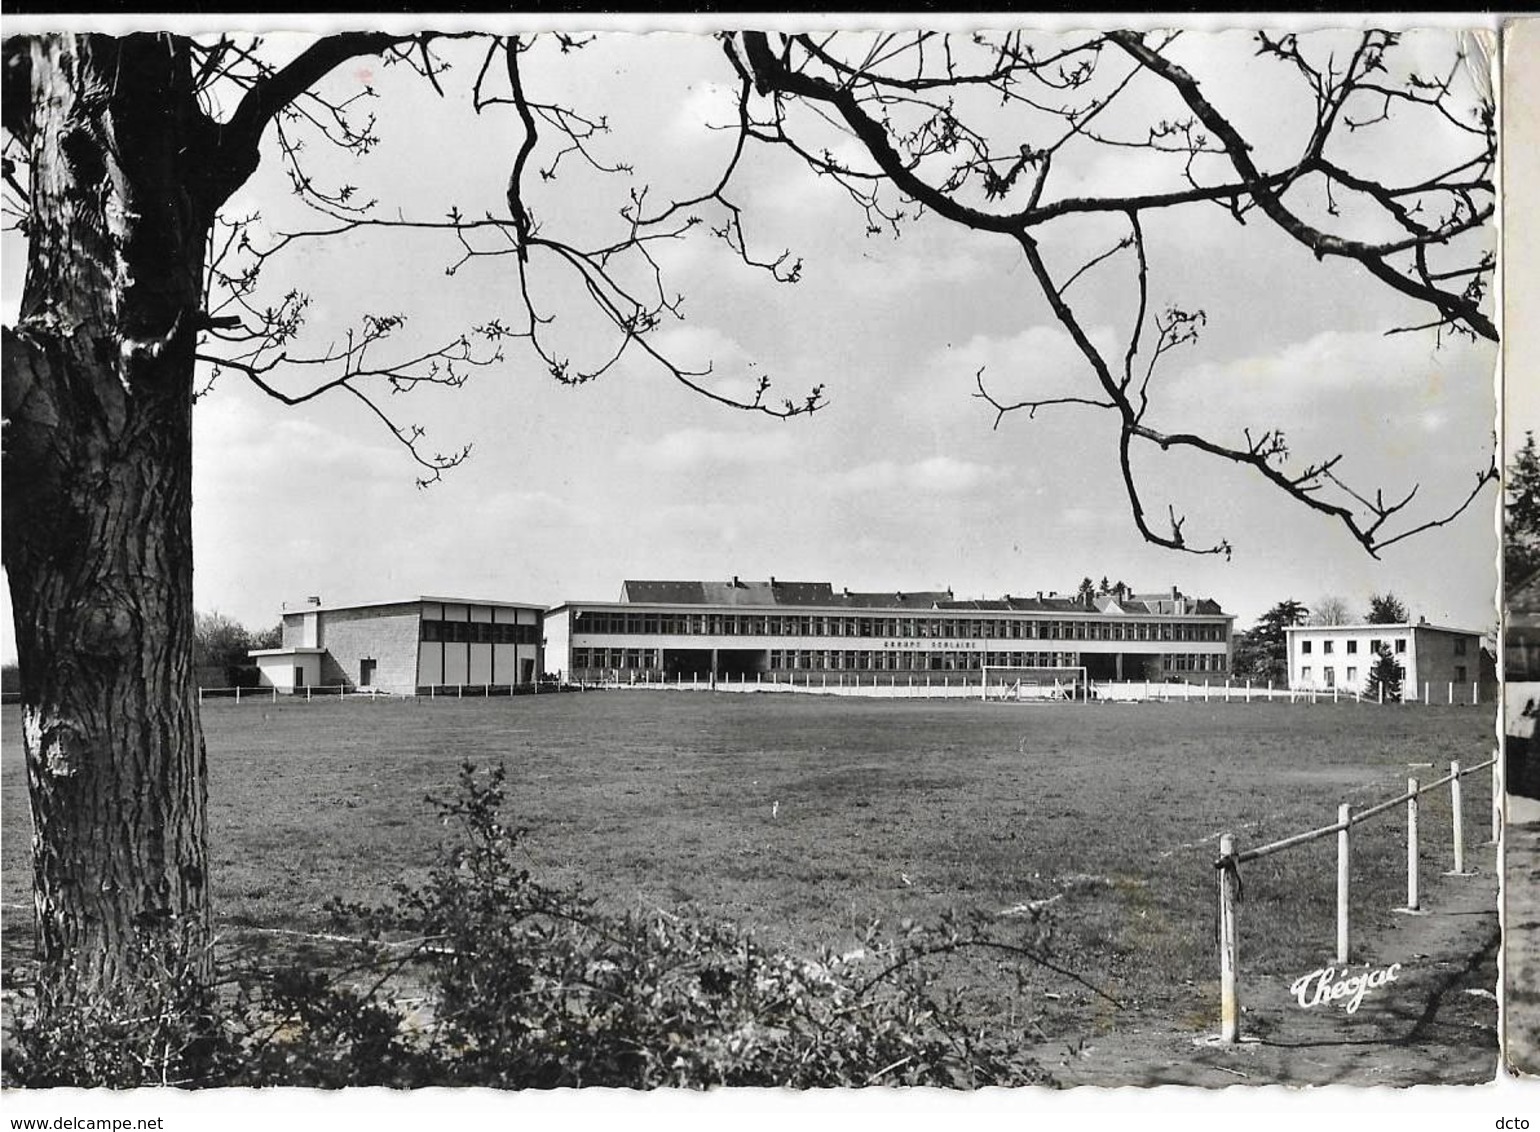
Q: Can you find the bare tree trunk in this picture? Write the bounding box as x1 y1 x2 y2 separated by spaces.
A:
3 33 215 993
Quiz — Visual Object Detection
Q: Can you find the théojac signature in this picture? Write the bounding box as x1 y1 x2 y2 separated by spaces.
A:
1290 963 1402 1014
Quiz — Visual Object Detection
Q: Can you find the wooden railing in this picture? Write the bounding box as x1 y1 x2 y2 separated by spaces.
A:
1212 751 1499 1043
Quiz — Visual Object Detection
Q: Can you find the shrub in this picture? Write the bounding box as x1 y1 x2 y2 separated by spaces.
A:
6 927 234 1088
7 763 1074 1089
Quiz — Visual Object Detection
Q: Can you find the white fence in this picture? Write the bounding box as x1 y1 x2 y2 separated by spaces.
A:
197 683 547 703
563 671 1480 705
194 672 1484 707
1212 751 1500 1044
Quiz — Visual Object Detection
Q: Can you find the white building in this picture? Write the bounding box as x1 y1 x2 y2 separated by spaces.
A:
1285 620 1493 704
250 596 544 694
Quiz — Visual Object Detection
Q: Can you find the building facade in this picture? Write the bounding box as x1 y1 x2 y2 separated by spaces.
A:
545 579 1233 685
1285 621 1495 703
250 597 544 693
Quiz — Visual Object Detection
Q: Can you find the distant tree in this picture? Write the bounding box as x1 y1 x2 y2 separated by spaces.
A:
1096 576 1112 597
1076 577 1096 605
250 623 283 651
1309 596 1352 626
1508 432 1540 586
193 611 263 687
1229 627 1274 683
1365 592 1409 624
1231 598 1310 683
1363 645 1404 702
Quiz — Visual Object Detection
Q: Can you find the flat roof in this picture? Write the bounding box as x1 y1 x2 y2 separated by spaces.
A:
1285 622 1484 637
282 596 546 616
249 647 327 657
548 599 1232 617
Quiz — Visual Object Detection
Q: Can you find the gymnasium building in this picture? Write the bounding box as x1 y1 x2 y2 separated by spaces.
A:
544 578 1234 685
249 596 544 694
1285 619 1496 703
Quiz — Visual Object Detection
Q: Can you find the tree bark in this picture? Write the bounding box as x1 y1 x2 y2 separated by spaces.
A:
3 33 217 993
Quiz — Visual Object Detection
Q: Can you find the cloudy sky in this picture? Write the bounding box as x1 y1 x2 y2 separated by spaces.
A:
0 15 1508 663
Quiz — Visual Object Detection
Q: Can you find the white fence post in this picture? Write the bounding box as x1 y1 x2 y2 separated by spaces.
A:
1407 777 1420 911
1218 833 1240 1044
1423 680 1430 704
1448 681 1454 705
1451 759 1465 874
1246 679 1252 704
198 688 204 705
307 686 313 702
235 686 241 705
1337 802 1351 964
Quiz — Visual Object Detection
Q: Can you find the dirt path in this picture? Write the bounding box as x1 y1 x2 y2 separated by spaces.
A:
1036 841 1500 1087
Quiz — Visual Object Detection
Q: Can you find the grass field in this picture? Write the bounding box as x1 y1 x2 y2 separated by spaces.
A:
0 693 1496 1044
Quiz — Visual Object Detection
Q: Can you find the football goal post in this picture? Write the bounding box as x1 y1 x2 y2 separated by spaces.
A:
981 665 1091 702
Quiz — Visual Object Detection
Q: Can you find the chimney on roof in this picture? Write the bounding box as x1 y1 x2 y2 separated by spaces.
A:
307 595 322 606
896 591 904 601
770 575 777 586
732 575 741 587
1037 591 1043 601
1171 585 1180 600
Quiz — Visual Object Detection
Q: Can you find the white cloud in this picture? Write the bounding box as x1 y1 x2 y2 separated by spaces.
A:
1162 329 1496 427
645 323 753 372
668 81 740 139
622 427 798 471
831 455 1002 495
900 323 1124 426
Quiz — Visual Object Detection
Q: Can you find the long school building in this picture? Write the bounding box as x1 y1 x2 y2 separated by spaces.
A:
545 579 1233 685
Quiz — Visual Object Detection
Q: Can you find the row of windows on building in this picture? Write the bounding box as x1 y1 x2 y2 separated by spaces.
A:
421 619 540 645
1300 664 1469 686
571 611 1227 643
569 648 1230 673
1299 637 1416 657
765 650 1085 672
